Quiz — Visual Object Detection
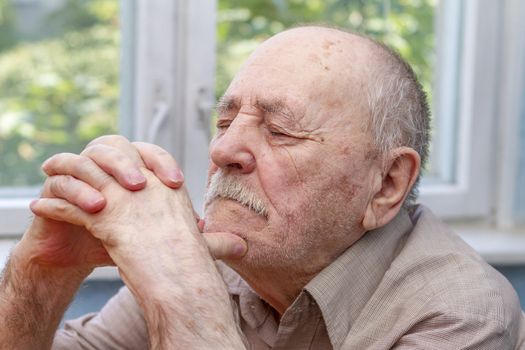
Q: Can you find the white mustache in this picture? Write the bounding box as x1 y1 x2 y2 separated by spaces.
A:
205 170 268 217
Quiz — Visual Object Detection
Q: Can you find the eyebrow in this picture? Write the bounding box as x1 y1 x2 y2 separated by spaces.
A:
216 95 297 122
215 95 239 115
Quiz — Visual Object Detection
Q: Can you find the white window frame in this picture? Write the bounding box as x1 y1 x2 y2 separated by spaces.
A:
492 0 525 229
127 0 215 213
419 0 525 226
0 0 215 239
0 0 215 280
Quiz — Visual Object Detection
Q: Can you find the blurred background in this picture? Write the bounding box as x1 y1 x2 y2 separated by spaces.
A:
0 0 524 321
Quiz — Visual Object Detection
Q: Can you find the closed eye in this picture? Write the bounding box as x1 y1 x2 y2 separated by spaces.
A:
268 123 291 138
216 119 232 129
270 130 287 137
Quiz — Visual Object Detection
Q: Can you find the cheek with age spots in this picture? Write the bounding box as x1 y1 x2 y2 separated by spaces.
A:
337 175 362 198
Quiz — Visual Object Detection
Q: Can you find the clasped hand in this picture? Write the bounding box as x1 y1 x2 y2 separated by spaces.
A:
24 135 247 349
29 135 247 271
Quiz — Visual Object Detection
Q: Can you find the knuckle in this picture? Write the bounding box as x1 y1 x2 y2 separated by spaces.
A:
136 142 172 158
50 175 73 196
42 154 58 167
96 173 114 190
83 144 130 166
112 151 128 165
55 200 69 214
155 148 171 158
88 134 129 147
48 178 60 196
77 186 94 202
73 155 93 174
41 152 69 172
148 144 172 157
131 141 145 148
81 143 106 157
216 242 228 255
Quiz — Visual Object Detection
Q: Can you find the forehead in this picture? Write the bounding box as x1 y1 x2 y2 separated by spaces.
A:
217 93 304 117
224 28 372 126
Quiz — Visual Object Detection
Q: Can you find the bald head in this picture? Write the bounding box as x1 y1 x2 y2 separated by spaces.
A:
223 25 430 203
236 26 430 202
229 27 375 129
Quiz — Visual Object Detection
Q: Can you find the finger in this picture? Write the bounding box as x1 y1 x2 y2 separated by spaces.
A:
133 142 184 188
42 153 115 191
192 208 205 232
44 175 106 213
203 232 247 260
81 144 146 191
30 198 90 228
197 218 205 232
86 135 144 165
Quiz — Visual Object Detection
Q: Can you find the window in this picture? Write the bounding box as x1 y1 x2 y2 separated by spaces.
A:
0 0 215 237
0 0 120 235
420 0 525 229
125 0 215 213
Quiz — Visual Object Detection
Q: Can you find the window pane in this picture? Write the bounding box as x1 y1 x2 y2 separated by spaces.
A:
0 0 119 187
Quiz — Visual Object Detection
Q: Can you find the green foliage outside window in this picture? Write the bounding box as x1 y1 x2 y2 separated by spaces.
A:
0 0 436 187
0 0 119 187
216 0 436 100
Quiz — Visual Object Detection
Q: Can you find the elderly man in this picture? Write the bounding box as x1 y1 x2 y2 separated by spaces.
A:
1 26 524 349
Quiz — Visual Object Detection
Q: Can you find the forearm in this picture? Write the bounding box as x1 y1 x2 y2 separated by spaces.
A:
138 290 244 350
0 240 91 349
115 238 245 350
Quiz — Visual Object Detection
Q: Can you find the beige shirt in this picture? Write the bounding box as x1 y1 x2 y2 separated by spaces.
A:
53 205 525 349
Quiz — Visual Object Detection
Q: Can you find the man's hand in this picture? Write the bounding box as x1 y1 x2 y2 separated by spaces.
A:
30 136 246 349
0 136 183 349
0 136 246 349
30 135 246 268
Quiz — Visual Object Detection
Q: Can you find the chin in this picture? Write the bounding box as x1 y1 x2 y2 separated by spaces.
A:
204 198 268 236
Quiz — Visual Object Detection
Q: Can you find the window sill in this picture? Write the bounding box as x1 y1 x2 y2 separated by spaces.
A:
453 224 525 265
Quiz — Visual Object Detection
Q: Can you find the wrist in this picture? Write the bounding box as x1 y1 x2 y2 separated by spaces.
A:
0 242 90 349
138 290 245 350
112 235 245 349
107 224 206 288
6 241 89 298
15 237 94 280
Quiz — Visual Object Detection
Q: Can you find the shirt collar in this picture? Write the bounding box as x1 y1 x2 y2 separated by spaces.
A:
304 207 414 349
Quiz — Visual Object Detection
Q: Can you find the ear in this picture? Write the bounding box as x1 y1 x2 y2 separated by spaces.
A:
362 147 420 231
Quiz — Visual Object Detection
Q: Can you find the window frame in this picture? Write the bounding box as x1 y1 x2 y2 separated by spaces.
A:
129 0 215 213
0 0 215 233
492 0 525 228
418 0 522 223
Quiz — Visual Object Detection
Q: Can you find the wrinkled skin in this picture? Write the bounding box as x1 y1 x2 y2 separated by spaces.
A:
204 28 385 311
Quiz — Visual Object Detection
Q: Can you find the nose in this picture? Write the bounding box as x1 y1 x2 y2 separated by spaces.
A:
209 120 257 174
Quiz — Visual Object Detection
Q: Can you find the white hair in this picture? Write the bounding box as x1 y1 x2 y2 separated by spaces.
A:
205 170 268 217
365 40 431 204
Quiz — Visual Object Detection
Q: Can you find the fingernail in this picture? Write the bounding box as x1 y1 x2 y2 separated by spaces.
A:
128 171 146 185
90 195 105 207
170 170 184 184
40 160 50 172
234 242 247 257
29 199 39 208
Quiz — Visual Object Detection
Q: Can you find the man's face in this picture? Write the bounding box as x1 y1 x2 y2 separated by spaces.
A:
204 28 380 279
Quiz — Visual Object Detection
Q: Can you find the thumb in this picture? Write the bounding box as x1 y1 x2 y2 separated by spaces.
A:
203 232 247 260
